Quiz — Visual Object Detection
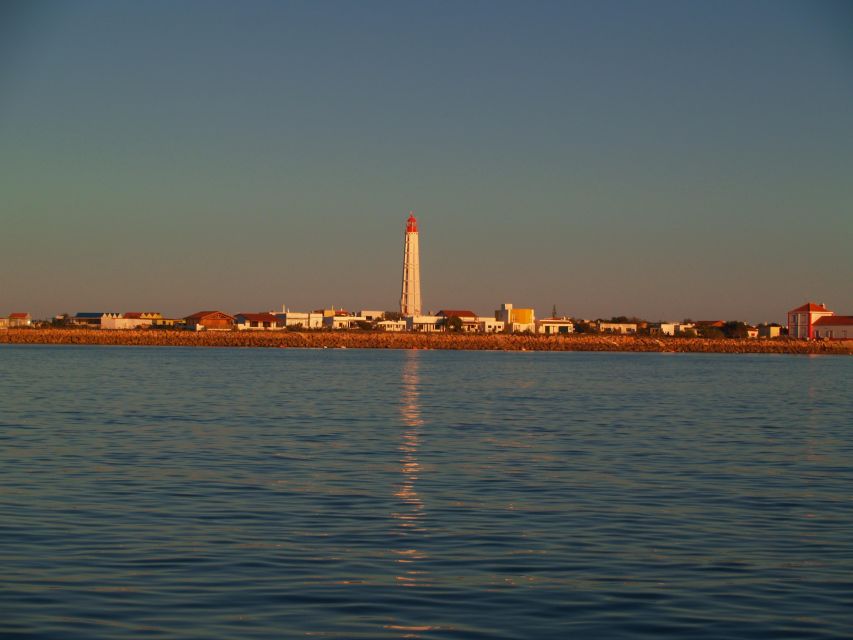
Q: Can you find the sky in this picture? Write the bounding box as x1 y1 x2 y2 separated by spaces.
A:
1 0 851 323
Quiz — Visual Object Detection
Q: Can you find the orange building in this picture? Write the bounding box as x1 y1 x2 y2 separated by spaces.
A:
184 311 235 331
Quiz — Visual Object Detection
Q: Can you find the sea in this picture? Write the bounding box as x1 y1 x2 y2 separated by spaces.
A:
1 345 851 639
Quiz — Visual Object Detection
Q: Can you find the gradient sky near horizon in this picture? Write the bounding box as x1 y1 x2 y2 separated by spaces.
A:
1 0 851 323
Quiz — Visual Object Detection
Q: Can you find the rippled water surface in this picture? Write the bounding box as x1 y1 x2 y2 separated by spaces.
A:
1 345 851 639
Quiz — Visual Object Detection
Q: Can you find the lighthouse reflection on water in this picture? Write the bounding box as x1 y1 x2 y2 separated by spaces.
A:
392 349 430 589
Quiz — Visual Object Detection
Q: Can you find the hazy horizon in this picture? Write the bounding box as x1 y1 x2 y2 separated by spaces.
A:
2 1 851 324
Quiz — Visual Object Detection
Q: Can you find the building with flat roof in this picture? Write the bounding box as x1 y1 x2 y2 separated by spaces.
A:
598 321 637 334
537 318 575 335
495 303 535 333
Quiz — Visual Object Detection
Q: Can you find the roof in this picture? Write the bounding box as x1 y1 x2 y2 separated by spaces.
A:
185 311 235 321
75 312 105 318
813 315 853 326
9 313 30 319
236 312 278 323
539 318 574 324
789 302 831 313
695 320 726 327
437 309 477 318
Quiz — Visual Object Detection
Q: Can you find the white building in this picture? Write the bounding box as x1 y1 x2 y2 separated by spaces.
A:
358 310 385 322
598 322 637 334
323 314 374 330
274 307 323 329
407 315 442 332
478 317 505 333
537 318 575 335
813 316 853 340
377 320 407 332
102 317 153 330
650 322 695 336
235 313 279 330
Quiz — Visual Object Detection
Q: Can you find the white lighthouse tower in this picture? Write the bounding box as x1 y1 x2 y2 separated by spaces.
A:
400 212 421 317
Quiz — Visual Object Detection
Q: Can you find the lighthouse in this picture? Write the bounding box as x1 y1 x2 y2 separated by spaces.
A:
400 212 422 317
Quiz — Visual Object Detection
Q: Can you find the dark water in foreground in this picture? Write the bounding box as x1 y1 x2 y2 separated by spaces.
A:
1 346 851 639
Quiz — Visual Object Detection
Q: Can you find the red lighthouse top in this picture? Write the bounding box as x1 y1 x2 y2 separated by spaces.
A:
406 211 418 232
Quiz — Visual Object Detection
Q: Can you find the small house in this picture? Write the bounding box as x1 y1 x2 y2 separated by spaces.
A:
758 325 782 339
357 310 386 322
377 319 407 332
478 317 505 333
73 312 120 327
184 311 235 331
598 322 637 334
8 313 32 327
537 318 575 335
406 315 442 332
235 313 279 330
437 310 479 332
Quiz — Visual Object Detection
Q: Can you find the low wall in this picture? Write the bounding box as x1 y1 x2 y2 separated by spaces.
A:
2 328 852 355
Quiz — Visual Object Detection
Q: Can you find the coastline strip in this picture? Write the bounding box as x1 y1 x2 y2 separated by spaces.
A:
1 329 851 355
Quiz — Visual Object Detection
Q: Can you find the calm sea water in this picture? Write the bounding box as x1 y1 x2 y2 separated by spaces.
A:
1 345 851 639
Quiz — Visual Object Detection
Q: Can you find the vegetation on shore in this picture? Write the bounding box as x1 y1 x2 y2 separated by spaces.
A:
2 328 851 355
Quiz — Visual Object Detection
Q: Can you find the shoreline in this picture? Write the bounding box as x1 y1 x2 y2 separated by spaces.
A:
2 328 851 355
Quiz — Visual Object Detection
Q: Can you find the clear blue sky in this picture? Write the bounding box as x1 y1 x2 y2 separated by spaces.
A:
1 0 851 323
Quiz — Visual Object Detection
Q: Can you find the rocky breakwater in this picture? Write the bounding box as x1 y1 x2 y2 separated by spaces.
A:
2 328 852 355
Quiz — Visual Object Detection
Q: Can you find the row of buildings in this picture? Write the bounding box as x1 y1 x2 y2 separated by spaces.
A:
59 303 555 333
4 302 850 340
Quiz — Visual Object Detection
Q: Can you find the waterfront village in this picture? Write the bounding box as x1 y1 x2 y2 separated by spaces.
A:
0 301 851 341
1 215 850 340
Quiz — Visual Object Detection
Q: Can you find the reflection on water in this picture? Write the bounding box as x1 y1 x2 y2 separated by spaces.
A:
392 350 429 592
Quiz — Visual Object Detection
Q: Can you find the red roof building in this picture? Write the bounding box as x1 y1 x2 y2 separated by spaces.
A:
184 311 235 331
789 303 832 313
8 313 31 327
787 302 834 340
436 309 479 332
812 315 853 340
436 310 477 319
235 313 278 330
695 320 726 328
